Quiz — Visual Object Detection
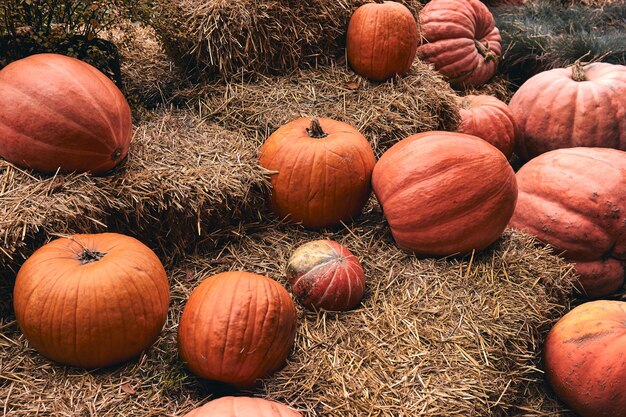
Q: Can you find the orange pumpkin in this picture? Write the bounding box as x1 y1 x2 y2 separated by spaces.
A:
372 131 517 255
258 118 376 229
543 300 626 417
287 240 365 311
13 233 169 368
184 396 303 417
178 271 297 388
0 53 132 174
346 1 419 81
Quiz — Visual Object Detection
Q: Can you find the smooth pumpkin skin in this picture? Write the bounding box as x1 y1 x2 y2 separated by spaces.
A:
457 94 516 158
287 240 365 311
184 396 303 417
258 118 376 229
509 63 626 161
0 53 132 174
346 1 419 81
178 271 297 388
13 233 169 368
417 0 502 87
372 131 518 256
509 147 626 298
543 300 626 417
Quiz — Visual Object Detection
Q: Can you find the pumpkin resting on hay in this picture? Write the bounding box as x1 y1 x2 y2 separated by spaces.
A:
183 396 302 417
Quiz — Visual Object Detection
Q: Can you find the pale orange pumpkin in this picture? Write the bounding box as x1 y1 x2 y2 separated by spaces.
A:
184 396 303 417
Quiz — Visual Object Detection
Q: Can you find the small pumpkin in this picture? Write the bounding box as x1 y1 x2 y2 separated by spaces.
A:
13 233 169 368
372 131 517 255
0 53 132 174
509 62 626 160
457 95 516 158
178 271 297 388
287 240 365 311
346 0 419 81
258 118 376 229
417 0 502 87
184 396 303 417
509 147 626 298
543 300 626 417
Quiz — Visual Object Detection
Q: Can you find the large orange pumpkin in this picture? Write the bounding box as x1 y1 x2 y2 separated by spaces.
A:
372 131 517 255
258 118 376 229
509 62 626 160
178 271 297 388
346 1 419 82
184 396 303 417
543 300 626 417
0 53 132 174
417 0 502 87
509 147 626 298
13 233 169 368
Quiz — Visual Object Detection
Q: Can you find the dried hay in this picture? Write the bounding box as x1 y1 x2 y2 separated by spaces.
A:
460 74 516 103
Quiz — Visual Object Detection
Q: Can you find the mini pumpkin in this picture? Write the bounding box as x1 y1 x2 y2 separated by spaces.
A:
184 396 303 417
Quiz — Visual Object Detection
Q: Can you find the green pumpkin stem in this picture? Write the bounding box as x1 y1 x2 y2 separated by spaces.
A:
306 118 328 139
474 39 496 62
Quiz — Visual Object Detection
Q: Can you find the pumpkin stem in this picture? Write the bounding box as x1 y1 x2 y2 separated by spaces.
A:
572 60 586 82
306 119 328 139
460 97 473 110
77 248 106 264
474 39 496 62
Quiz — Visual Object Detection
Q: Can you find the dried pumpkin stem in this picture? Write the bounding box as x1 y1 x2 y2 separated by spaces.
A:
572 61 586 82
77 248 106 264
306 118 328 139
474 39 496 62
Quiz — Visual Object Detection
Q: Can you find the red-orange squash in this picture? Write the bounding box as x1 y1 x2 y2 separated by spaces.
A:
509 62 626 160
184 396 303 417
13 233 169 368
0 53 132 174
417 0 502 87
346 1 419 81
543 300 626 417
258 118 376 229
457 94 516 158
372 131 517 255
509 147 626 298
178 271 297 388
287 240 365 311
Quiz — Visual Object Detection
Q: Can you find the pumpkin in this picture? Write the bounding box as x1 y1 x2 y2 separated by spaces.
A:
417 0 502 87
372 131 517 255
287 240 365 311
258 118 376 229
346 1 419 81
543 300 626 417
178 271 297 388
184 396 303 417
0 53 132 174
457 94 516 158
509 147 626 298
13 233 169 368
509 62 626 160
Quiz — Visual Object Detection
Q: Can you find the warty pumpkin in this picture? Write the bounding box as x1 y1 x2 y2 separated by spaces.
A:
183 396 303 417
0 53 132 174
13 233 169 368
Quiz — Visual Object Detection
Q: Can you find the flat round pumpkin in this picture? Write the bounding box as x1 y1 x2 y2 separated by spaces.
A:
184 396 302 417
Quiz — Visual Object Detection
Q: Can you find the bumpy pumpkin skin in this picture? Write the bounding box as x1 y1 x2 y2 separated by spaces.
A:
287 240 365 311
178 271 297 388
346 1 419 82
509 147 626 298
0 53 132 174
13 233 169 368
184 396 303 417
417 0 502 87
372 131 518 256
258 118 376 229
457 95 516 158
509 63 626 161
543 300 626 417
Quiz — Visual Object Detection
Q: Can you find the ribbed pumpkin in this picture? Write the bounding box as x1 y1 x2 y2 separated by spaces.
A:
178 271 297 388
0 53 132 174
258 118 376 229
184 396 303 417
509 62 626 160
509 147 626 298
457 95 516 158
372 131 517 255
417 0 502 87
13 233 169 368
543 300 626 417
287 240 365 311
346 0 419 81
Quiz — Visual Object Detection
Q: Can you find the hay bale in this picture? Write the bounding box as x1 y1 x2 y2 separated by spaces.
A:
460 74 516 102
